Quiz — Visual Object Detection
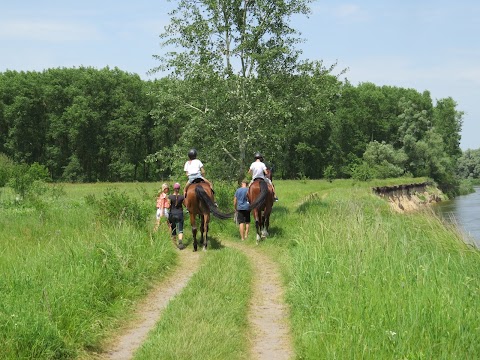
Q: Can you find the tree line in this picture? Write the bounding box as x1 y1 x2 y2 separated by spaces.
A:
0 67 470 191
0 0 477 196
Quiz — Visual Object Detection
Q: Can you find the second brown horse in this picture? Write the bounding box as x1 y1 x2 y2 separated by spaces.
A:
247 178 274 244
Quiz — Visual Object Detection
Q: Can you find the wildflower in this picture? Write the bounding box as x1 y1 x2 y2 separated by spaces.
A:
386 330 397 337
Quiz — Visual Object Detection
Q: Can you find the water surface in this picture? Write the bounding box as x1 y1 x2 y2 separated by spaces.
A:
433 186 480 248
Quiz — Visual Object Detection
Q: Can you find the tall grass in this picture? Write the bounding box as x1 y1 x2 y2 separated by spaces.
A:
1 178 479 359
282 186 480 359
134 248 252 360
0 186 177 359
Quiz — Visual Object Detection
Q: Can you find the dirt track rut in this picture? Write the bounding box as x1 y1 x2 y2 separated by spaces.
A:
101 240 292 360
228 241 293 360
102 249 201 360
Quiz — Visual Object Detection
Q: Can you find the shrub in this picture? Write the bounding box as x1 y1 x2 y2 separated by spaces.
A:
362 141 407 179
351 162 373 181
0 153 14 187
88 188 151 229
213 181 237 210
8 162 51 200
324 165 336 182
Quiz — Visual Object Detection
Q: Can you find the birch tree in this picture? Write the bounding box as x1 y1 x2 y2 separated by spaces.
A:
150 0 314 180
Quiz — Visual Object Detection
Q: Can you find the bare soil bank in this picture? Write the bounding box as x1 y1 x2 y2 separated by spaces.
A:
373 182 445 212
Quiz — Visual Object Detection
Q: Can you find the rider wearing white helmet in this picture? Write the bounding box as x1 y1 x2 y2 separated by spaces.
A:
248 152 278 201
183 148 216 204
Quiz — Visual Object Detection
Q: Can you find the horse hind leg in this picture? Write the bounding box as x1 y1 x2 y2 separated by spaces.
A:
192 226 198 252
261 228 268 239
201 216 209 251
261 214 270 239
255 220 261 245
200 218 206 251
204 225 209 251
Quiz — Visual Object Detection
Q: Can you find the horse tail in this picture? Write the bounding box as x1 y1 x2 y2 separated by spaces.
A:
249 180 268 210
195 186 233 220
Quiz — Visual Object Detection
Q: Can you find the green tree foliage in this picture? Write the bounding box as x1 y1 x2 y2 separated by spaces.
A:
0 68 157 182
268 62 342 179
396 96 461 196
362 141 407 179
329 83 429 177
432 97 463 159
8 162 51 200
0 153 15 187
397 97 432 175
150 0 336 181
0 20 465 194
457 148 480 179
0 63 465 192
2 72 49 164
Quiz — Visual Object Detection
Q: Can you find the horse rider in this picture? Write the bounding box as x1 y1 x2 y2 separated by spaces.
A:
248 152 278 201
183 148 216 205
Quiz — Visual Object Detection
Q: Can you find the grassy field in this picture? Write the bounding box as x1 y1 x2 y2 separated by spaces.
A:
0 183 178 359
1 178 479 359
274 182 480 359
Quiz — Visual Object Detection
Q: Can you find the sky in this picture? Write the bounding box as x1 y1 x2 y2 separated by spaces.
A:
1 0 478 150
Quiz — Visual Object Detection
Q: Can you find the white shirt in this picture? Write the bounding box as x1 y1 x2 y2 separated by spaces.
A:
249 161 267 180
184 159 203 176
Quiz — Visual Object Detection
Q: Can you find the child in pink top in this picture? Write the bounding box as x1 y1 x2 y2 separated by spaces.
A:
154 183 171 232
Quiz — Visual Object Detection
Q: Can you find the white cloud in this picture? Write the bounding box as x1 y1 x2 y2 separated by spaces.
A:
335 4 362 18
0 20 101 42
308 2 369 21
329 54 480 90
331 3 370 22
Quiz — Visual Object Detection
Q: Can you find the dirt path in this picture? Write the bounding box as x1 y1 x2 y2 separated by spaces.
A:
99 240 293 360
228 241 293 360
100 248 202 360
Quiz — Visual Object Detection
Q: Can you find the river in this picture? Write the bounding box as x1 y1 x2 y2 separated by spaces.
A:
433 186 480 248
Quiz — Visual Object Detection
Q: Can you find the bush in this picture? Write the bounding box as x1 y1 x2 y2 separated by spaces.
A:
457 179 474 196
62 155 85 182
0 153 14 187
324 165 336 182
8 162 51 199
372 161 405 179
88 188 151 229
351 163 374 181
213 181 237 210
362 141 407 179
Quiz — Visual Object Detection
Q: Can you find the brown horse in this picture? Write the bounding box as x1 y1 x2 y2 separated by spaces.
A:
185 181 232 251
247 178 274 244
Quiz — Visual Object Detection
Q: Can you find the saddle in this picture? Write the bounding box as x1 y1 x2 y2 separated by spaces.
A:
191 178 205 184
